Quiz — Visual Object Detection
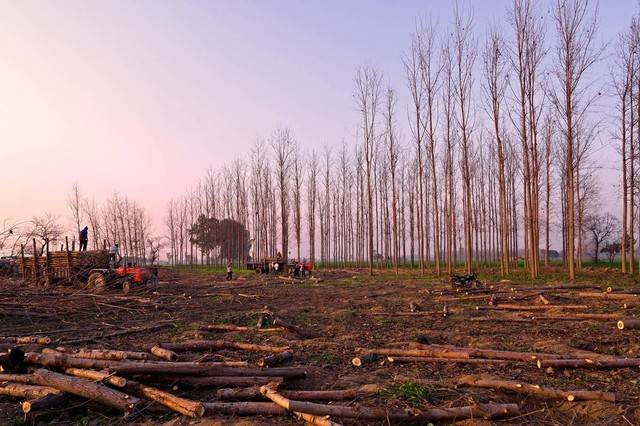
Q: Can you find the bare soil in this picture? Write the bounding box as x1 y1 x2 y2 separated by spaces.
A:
1 266 639 425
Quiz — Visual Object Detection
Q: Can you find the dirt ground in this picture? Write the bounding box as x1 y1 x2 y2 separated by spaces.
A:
1 266 639 425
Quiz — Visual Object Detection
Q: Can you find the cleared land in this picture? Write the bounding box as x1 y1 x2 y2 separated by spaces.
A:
0 266 638 425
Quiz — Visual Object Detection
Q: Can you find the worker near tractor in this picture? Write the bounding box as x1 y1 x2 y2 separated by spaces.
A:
108 243 121 267
79 226 89 252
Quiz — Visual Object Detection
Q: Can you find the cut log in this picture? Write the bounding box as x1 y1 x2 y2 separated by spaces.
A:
125 380 204 418
363 311 439 316
294 411 342 426
537 358 640 369
30 368 139 414
203 401 287 416
149 375 283 388
0 336 51 345
476 304 588 311
21 393 68 413
273 318 319 339
0 373 35 384
351 353 381 367
45 348 151 361
150 346 178 361
64 368 127 387
577 292 639 300
259 383 519 421
617 319 640 330
357 345 564 362
216 384 380 401
529 313 619 321
158 340 289 354
257 350 293 367
387 356 511 365
0 382 61 399
457 375 615 402
26 352 289 377
202 324 284 333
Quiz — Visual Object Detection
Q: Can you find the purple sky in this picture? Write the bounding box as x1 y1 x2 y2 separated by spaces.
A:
0 0 633 234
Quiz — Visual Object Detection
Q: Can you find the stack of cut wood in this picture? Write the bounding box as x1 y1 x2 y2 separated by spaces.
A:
18 250 109 280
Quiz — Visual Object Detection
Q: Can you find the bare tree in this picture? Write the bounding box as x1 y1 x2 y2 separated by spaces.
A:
384 86 400 274
68 183 83 238
549 0 604 280
354 65 382 275
452 2 477 273
271 128 296 260
483 23 510 275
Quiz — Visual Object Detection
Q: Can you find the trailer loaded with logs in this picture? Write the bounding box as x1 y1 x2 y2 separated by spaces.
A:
16 239 150 293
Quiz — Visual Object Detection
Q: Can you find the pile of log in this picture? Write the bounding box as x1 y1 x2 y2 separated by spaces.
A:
17 249 109 281
0 331 528 424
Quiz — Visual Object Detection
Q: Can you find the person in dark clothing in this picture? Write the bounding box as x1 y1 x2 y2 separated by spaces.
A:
226 262 233 281
79 226 89 252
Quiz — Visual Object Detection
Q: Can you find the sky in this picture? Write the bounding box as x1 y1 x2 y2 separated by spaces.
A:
0 0 635 235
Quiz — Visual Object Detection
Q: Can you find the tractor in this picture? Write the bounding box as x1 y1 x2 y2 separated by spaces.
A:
86 264 152 293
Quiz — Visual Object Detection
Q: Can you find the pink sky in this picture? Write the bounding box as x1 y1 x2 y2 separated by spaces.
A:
0 0 631 235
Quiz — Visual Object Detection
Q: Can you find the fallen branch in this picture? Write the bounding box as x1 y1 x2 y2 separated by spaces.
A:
202 324 284 333
387 356 511 365
217 384 380 401
64 368 127 387
273 318 319 339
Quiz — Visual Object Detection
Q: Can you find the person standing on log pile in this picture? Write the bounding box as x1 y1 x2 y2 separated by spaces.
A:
108 243 121 267
226 262 233 281
79 226 89 252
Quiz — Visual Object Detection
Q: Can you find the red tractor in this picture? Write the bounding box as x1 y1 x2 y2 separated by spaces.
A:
86 264 151 293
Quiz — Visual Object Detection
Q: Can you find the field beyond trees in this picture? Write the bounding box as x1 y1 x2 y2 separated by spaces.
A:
1 266 639 425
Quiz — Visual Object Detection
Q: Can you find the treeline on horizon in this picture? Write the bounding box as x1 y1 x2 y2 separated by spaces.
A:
165 0 633 280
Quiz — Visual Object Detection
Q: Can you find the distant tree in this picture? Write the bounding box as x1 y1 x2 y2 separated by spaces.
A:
585 213 620 262
601 241 621 263
189 215 250 262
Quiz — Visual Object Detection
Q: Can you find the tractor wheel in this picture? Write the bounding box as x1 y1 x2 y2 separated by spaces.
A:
122 280 131 294
87 271 107 293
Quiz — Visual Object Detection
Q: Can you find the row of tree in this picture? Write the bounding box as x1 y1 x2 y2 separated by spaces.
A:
165 0 621 280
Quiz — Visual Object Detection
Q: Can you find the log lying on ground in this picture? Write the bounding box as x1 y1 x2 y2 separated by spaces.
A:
30 368 139 414
125 379 204 418
273 318 319 339
65 368 127 387
476 304 588 311
617 319 640 330
387 356 511 365
150 346 178 361
202 324 285 333
457 375 615 402
21 392 68 414
258 350 293 367
363 311 440 317
26 352 292 377
351 353 381 367
203 401 287 416
46 348 151 361
217 384 381 401
157 340 289 354
578 292 639 300
529 313 620 321
537 358 640 369
0 336 51 345
0 382 61 399
148 375 283 388
356 344 564 362
259 383 519 421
